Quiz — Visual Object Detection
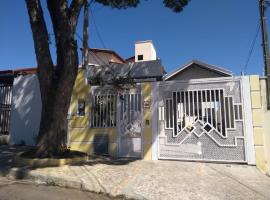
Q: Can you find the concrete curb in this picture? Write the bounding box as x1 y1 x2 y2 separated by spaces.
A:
4 167 138 200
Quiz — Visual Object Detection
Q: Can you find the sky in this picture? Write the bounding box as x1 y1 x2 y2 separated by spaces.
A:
0 0 269 75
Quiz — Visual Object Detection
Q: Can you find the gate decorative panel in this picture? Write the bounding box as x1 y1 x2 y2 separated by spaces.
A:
158 78 246 162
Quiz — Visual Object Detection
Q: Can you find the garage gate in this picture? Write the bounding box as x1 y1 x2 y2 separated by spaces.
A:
157 77 248 163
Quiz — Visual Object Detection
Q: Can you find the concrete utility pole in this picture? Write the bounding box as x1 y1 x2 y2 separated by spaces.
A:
82 0 89 69
259 0 270 109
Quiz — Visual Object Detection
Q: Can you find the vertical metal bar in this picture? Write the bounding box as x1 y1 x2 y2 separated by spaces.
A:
224 96 228 131
93 96 95 127
183 91 186 127
106 95 109 126
237 105 240 120
214 90 217 129
168 99 171 128
128 94 130 124
114 95 117 126
100 96 102 127
239 105 243 120
91 96 93 127
227 97 231 128
162 106 165 121
196 90 199 120
173 92 177 135
178 92 182 131
188 91 190 119
165 99 169 128
204 90 208 123
230 97 234 128
218 90 222 134
110 95 113 127
135 93 137 112
210 90 213 126
192 90 195 122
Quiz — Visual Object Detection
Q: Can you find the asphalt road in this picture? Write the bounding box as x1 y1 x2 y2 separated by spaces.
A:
0 180 123 200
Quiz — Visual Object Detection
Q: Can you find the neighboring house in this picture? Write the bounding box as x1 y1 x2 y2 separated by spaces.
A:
3 40 270 174
87 48 125 66
164 60 233 81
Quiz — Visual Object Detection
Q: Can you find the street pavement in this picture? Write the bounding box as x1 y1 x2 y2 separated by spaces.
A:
1 145 270 200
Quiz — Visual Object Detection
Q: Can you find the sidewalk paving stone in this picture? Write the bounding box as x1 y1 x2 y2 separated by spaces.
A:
1 146 270 200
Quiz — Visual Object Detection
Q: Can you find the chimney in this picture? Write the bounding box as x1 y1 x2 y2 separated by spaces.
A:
135 40 157 62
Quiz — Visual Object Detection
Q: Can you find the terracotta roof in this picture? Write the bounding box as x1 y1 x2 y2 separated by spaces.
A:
0 67 37 76
13 67 37 74
88 48 125 63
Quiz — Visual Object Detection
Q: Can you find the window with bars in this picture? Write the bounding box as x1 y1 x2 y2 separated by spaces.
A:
91 94 117 128
164 89 239 137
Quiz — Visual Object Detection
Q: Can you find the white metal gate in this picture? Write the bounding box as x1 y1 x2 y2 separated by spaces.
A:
158 77 247 162
118 90 142 158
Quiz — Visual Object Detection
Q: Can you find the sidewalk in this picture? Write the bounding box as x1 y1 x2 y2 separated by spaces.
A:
1 146 270 200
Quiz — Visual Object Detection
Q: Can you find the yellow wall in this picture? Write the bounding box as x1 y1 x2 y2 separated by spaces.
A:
68 70 155 160
142 83 152 160
68 69 118 157
250 75 269 174
259 79 270 175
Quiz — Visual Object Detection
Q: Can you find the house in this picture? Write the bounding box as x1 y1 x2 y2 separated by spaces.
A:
87 48 126 66
2 40 270 174
68 40 165 158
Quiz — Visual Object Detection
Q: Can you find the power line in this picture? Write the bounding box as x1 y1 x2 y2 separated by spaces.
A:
242 22 261 73
89 5 107 48
76 32 108 66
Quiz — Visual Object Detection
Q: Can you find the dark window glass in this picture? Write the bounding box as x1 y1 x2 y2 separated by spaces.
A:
138 55 143 61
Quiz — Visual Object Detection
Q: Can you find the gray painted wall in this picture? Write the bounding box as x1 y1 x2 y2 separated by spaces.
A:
9 75 41 146
166 64 230 81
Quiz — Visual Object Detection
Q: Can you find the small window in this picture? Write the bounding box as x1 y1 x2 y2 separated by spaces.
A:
138 55 143 61
78 99 85 116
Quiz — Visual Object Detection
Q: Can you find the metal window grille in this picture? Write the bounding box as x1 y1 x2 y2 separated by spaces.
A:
0 84 13 135
164 89 239 137
91 94 117 128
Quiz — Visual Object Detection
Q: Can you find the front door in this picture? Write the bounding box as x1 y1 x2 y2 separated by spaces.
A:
118 90 142 158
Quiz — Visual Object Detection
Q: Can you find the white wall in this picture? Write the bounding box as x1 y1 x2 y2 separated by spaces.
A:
135 40 157 62
9 75 41 146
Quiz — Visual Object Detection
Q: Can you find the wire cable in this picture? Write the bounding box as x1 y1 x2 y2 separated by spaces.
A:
242 22 261 73
89 5 107 48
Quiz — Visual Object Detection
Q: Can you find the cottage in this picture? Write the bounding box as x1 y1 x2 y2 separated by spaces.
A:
2 40 270 174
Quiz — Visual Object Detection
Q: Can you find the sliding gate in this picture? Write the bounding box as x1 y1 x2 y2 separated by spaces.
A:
158 77 247 162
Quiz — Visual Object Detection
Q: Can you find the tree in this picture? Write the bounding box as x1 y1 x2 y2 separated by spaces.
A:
25 0 190 157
